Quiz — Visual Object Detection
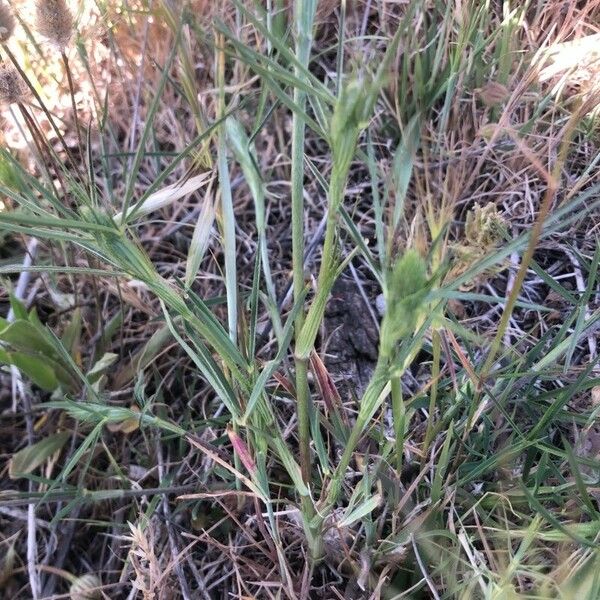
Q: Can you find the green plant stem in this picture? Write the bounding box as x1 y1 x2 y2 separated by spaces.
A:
291 9 314 469
300 494 323 563
291 0 318 559
295 153 354 359
215 34 238 346
422 328 441 464
295 356 311 484
391 375 404 473
291 53 312 488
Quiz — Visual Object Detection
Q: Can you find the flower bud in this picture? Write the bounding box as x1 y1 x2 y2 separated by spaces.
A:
0 65 28 105
0 2 15 43
35 0 73 50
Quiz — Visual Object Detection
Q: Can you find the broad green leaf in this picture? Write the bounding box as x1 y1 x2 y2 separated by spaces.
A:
9 432 71 479
0 347 58 391
9 295 28 320
61 307 82 359
0 319 57 358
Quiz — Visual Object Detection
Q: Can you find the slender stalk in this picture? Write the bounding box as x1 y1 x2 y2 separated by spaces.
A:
60 52 103 324
291 0 319 559
215 30 243 509
17 104 61 192
215 33 238 346
2 45 82 179
295 357 311 482
294 141 357 360
291 1 316 483
61 51 83 155
391 375 404 473
422 328 441 464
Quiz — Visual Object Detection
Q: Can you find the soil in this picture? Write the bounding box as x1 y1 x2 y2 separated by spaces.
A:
323 279 380 398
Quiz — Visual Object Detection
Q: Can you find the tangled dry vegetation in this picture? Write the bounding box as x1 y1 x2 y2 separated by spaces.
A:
1 1 600 599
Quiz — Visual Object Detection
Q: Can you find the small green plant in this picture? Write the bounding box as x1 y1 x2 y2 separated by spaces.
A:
1 0 599 597
0 295 77 391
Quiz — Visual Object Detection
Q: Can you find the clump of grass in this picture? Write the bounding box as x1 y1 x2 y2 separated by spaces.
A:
0 0 600 598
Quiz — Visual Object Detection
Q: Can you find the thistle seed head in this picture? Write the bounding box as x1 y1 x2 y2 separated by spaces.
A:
0 65 28 105
0 2 15 43
35 0 73 50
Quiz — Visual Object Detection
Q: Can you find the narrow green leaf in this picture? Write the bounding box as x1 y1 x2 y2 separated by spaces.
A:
389 114 421 231
242 288 307 422
162 304 240 419
564 242 600 371
270 434 310 497
60 422 104 484
338 493 382 529
185 186 215 288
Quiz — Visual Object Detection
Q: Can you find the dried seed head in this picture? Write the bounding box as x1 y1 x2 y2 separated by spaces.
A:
0 2 15 43
0 65 28 105
69 573 102 600
447 203 508 290
35 0 73 50
477 81 510 107
464 202 507 248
